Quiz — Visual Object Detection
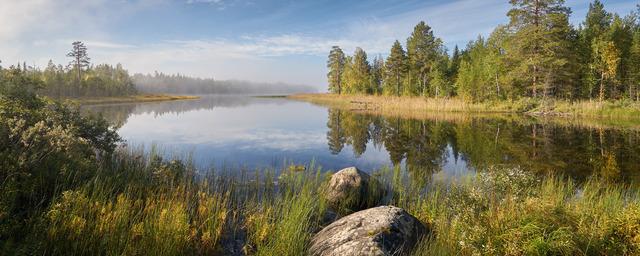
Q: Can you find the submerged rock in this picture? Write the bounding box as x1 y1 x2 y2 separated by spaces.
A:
309 206 428 256
324 167 386 214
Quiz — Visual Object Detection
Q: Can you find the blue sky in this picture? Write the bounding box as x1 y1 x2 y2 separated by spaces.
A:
1 0 638 88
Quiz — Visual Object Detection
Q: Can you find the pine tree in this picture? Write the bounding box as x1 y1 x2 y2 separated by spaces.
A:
544 11 579 99
506 0 571 98
384 41 408 96
327 46 346 94
406 21 441 96
67 41 91 86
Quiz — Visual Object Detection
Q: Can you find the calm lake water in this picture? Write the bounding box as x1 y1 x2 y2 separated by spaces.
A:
84 95 640 182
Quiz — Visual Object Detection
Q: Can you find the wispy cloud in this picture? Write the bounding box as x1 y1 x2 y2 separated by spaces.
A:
2 0 638 87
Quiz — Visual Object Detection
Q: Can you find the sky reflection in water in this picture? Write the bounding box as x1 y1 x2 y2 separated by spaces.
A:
84 96 640 182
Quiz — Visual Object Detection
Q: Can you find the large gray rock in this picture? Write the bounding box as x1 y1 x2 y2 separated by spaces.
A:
325 167 386 214
309 206 428 256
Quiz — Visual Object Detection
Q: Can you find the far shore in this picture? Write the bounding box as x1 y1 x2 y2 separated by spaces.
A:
59 94 200 105
289 93 640 120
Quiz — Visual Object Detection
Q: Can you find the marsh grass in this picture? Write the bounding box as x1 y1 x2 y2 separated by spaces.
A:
290 93 640 121
405 169 640 256
8 148 640 255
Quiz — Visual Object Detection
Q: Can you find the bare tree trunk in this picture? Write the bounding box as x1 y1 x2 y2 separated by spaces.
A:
422 72 428 97
599 73 605 102
495 72 500 97
532 65 538 98
396 73 400 96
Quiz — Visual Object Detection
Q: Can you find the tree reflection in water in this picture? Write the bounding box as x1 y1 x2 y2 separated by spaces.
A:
326 109 640 182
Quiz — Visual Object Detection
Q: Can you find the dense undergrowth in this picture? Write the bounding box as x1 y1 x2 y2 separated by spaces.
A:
2 70 639 255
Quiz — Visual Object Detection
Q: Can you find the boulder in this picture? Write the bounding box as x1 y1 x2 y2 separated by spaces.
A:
309 206 428 256
324 167 385 214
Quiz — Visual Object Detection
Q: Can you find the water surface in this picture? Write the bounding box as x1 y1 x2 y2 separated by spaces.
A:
84 95 640 181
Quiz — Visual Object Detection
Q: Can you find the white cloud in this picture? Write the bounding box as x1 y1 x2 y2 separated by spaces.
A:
2 0 636 87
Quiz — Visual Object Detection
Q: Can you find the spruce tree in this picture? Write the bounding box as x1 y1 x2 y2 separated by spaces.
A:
370 55 384 94
384 41 408 96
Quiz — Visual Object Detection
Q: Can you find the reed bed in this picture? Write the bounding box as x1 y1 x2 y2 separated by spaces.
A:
289 93 640 120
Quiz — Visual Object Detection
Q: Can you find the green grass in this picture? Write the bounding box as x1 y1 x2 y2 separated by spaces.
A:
405 168 640 255
15 152 639 255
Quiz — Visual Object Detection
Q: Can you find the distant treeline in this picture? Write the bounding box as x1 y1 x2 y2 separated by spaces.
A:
2 62 136 98
1 41 136 98
327 0 640 102
132 72 316 95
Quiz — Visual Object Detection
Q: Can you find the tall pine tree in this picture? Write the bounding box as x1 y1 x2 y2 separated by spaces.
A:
327 46 346 94
407 21 441 96
506 0 571 99
66 41 90 86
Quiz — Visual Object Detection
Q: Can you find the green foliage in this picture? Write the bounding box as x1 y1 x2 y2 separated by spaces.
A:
37 61 137 97
14 41 137 98
326 1 640 103
327 46 346 94
406 21 446 96
343 47 372 94
0 67 121 250
456 36 506 102
383 41 408 96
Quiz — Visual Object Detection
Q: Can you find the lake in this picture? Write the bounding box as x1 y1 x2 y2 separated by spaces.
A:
84 95 640 182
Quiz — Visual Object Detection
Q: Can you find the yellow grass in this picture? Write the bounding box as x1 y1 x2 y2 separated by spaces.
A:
289 93 640 121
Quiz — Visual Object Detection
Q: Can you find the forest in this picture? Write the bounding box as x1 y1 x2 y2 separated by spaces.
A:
1 41 315 99
133 72 316 95
2 41 138 98
327 1 640 103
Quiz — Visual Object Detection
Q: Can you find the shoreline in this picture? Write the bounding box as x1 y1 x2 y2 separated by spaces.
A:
58 94 200 105
289 93 640 120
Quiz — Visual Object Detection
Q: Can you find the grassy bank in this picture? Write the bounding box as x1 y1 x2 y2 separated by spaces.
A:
2 78 639 255
63 94 200 105
6 150 639 255
289 93 640 120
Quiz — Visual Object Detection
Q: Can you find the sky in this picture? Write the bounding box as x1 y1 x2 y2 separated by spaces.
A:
1 0 638 89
